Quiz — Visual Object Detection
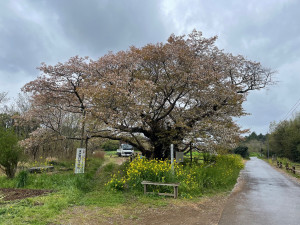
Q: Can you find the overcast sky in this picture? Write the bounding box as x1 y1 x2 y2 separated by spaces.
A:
1 0 299 134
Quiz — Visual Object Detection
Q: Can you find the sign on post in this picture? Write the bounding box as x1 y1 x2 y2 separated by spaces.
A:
75 148 86 174
176 151 184 163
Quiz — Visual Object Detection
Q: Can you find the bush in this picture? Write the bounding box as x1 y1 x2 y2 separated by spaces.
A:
233 146 249 159
0 127 24 178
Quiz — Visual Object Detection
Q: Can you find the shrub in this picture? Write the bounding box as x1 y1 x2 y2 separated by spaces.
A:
16 170 29 188
233 146 249 159
0 127 24 178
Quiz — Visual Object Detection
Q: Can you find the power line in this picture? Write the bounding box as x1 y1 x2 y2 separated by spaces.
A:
284 97 300 120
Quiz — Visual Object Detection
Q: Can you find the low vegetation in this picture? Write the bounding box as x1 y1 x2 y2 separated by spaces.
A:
107 154 244 198
266 157 300 178
0 153 244 224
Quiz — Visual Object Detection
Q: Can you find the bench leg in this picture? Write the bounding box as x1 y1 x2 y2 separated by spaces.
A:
144 184 147 194
174 186 178 199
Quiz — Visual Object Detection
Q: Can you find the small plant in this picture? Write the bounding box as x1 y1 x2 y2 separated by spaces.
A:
0 127 24 178
16 170 29 188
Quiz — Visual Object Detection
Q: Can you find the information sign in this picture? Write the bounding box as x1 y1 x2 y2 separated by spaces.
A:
75 148 86 173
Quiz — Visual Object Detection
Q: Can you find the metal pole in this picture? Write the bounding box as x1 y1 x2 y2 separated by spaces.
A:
190 143 192 164
267 135 269 159
171 144 174 172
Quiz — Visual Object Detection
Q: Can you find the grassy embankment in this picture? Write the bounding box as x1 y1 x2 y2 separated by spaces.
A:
0 152 244 225
265 157 300 179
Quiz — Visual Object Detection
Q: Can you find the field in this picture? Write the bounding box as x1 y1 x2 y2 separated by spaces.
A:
0 152 244 225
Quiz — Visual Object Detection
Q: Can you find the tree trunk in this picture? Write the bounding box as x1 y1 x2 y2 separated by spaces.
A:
152 141 172 159
5 164 17 179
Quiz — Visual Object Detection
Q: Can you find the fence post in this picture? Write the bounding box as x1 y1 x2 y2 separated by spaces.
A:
292 166 296 174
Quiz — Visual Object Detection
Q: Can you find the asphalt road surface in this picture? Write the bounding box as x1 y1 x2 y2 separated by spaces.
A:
219 157 300 225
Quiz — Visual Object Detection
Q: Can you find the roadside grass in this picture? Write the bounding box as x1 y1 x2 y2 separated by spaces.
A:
0 154 244 224
266 157 300 179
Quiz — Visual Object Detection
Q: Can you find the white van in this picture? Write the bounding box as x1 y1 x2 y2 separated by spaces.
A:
117 143 134 157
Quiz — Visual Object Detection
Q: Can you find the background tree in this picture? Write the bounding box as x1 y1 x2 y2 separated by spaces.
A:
0 127 23 178
269 113 300 161
240 132 268 155
101 140 120 151
0 92 7 104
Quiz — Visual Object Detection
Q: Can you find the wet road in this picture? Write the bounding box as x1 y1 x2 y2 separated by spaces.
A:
219 157 300 225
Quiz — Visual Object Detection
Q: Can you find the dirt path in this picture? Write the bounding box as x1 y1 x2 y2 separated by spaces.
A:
219 157 300 225
52 194 228 225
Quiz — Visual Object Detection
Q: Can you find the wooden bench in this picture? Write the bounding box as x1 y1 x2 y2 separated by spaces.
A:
28 166 54 173
141 181 180 199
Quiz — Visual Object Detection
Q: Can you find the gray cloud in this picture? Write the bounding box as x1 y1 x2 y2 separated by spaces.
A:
162 0 300 134
0 0 169 97
0 0 299 134
0 2 47 75
29 0 169 56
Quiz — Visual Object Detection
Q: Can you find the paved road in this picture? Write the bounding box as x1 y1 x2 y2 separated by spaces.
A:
219 157 300 225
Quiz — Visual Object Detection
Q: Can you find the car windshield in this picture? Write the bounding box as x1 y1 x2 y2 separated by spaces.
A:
122 144 133 150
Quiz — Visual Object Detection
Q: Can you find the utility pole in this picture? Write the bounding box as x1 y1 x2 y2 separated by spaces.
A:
267 134 270 159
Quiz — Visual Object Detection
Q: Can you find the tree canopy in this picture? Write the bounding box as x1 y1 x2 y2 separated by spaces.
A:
269 113 300 162
23 30 273 159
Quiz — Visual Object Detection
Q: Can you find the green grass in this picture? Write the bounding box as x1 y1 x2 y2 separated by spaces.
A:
0 154 244 224
0 157 105 225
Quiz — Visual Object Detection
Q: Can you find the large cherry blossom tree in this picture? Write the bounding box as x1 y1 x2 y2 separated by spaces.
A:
23 30 273 159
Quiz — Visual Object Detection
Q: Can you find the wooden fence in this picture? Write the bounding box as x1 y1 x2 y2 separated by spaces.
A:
276 161 300 175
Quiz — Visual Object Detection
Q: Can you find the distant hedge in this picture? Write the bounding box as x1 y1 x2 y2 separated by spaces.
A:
233 146 249 159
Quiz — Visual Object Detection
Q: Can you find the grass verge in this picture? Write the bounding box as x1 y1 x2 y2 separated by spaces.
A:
0 154 244 224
